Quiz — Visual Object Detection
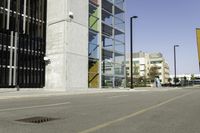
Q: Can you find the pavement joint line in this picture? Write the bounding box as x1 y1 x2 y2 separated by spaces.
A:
0 102 71 112
78 91 195 133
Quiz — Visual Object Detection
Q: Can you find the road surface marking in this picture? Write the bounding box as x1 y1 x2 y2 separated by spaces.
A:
0 102 71 112
108 95 129 99
79 91 195 133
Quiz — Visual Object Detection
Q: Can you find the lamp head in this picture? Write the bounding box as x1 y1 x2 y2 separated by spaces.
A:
132 16 138 19
174 45 180 47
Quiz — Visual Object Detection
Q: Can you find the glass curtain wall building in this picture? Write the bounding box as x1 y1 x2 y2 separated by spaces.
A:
0 0 47 88
89 0 100 88
89 0 125 88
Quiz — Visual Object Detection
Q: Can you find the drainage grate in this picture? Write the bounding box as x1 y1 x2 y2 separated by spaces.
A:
17 116 58 124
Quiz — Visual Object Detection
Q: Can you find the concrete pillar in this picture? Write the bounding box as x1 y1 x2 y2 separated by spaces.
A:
46 0 88 91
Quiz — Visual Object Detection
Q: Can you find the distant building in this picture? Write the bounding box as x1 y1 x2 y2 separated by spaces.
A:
126 51 170 84
149 53 170 84
170 74 200 81
126 52 150 78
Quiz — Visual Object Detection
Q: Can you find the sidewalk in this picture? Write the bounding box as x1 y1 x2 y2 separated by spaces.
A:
0 87 182 100
0 88 134 100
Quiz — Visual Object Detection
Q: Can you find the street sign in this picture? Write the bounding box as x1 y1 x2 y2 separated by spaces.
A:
196 28 200 71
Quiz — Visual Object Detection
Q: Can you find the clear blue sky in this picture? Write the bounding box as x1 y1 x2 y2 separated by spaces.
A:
125 0 200 75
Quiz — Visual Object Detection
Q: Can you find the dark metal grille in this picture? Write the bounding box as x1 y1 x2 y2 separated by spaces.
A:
0 0 47 88
17 116 58 124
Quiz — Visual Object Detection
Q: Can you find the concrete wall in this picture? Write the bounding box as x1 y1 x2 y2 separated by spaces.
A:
46 0 88 91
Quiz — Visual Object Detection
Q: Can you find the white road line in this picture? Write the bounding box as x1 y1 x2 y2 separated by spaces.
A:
108 95 129 99
79 91 195 133
0 102 71 112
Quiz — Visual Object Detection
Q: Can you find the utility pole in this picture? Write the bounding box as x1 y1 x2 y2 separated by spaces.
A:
174 45 179 86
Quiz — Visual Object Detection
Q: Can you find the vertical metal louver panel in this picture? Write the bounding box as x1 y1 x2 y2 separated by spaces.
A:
13 32 18 86
6 0 11 30
23 0 27 33
0 0 47 88
9 31 13 86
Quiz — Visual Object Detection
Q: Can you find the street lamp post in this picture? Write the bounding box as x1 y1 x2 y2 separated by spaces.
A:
174 45 179 86
130 16 138 89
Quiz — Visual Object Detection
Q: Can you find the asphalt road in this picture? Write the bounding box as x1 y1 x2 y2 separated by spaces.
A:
0 87 200 133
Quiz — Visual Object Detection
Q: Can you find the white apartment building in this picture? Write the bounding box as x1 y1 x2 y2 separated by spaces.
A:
149 53 170 83
126 52 170 84
126 52 150 78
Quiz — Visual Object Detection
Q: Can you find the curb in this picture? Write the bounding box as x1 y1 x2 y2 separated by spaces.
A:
0 87 185 100
0 89 136 100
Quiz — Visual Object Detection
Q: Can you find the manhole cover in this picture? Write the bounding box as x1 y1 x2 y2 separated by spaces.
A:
16 116 58 124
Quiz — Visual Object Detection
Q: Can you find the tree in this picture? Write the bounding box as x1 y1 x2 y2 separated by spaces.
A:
190 74 195 85
133 62 139 76
148 65 159 82
191 74 195 81
173 77 180 84
168 78 172 84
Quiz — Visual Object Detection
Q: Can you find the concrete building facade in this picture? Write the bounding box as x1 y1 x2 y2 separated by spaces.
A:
0 0 126 90
46 0 89 91
47 0 125 91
